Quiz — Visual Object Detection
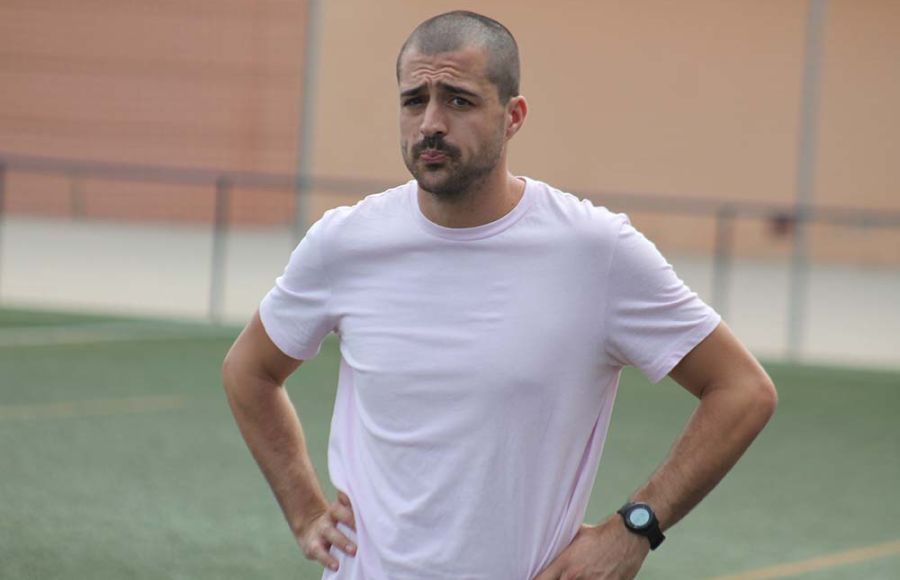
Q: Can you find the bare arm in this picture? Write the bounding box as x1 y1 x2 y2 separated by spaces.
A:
630 320 778 529
536 321 777 579
221 310 356 572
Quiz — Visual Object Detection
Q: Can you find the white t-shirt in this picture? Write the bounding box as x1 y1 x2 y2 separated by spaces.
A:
260 177 720 580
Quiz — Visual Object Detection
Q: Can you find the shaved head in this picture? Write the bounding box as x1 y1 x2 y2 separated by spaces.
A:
397 11 520 103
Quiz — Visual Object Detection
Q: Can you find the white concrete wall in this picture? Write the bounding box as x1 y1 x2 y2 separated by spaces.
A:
3 217 897 370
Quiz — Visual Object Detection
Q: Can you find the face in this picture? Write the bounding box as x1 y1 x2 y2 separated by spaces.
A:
398 46 511 198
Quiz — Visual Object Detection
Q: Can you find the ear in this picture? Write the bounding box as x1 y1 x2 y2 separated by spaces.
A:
505 95 528 140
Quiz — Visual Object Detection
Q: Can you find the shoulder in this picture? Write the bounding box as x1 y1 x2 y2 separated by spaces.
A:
309 180 414 240
524 177 630 242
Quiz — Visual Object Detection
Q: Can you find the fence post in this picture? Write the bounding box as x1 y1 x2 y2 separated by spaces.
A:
69 173 86 219
787 207 810 360
209 177 231 323
787 0 828 360
0 162 5 302
711 205 735 322
292 0 322 244
292 173 310 244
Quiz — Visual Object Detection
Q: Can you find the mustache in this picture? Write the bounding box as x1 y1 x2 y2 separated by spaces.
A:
412 135 460 158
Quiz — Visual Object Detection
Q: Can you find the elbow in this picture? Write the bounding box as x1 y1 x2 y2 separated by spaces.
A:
221 349 239 393
714 372 777 426
754 376 778 424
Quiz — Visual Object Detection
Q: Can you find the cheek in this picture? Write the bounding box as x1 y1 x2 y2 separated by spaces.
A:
400 113 420 132
473 121 503 150
403 128 422 149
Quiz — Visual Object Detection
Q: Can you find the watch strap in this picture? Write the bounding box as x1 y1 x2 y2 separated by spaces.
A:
617 502 666 550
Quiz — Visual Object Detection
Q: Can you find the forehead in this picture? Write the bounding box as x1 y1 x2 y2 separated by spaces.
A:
398 46 491 91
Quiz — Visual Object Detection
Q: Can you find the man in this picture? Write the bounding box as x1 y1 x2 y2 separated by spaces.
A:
222 10 777 580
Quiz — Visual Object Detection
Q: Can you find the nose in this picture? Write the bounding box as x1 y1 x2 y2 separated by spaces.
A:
420 100 447 138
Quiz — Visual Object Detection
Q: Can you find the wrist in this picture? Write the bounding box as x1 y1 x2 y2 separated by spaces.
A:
290 501 329 538
617 501 666 550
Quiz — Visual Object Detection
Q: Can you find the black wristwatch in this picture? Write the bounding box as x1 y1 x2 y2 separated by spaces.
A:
617 502 665 550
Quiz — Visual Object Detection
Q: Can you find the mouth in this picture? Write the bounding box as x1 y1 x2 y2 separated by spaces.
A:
419 149 448 163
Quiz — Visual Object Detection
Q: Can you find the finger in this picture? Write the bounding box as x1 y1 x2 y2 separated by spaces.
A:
337 490 352 507
323 523 357 556
308 541 341 572
532 558 563 580
330 502 357 531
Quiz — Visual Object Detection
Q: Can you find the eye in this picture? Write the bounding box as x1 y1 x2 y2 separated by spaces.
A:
449 96 472 108
402 96 425 107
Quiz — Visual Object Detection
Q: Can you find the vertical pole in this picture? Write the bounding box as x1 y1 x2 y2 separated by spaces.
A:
0 162 5 302
69 173 85 219
711 205 735 322
293 0 322 243
209 177 231 323
788 0 827 360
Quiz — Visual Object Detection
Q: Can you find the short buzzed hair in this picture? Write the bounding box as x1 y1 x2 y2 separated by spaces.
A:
396 11 520 103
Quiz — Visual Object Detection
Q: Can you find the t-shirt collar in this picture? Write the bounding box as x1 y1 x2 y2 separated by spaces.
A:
409 176 535 241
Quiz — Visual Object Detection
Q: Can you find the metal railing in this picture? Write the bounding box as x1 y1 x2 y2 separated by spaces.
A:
1 152 899 358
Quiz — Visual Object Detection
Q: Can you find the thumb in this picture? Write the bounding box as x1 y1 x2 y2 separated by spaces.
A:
337 490 352 507
532 556 564 580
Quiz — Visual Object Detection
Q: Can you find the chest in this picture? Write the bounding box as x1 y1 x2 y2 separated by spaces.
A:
332 239 608 388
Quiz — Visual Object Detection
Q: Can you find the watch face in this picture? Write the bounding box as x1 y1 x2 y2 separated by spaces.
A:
628 506 652 529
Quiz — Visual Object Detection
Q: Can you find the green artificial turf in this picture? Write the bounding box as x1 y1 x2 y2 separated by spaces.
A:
1 308 897 579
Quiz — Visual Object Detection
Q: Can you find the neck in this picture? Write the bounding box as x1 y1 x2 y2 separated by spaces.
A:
417 165 525 229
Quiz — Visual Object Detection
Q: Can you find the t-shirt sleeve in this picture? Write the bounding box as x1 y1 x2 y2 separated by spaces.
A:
258 218 337 360
603 215 721 383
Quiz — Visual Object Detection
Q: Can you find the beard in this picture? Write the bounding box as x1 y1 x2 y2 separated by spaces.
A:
402 129 505 200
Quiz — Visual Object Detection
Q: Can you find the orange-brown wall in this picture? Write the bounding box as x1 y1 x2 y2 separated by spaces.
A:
1 0 307 224
1 0 898 260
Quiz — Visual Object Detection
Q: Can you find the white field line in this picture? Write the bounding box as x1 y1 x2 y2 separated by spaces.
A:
707 539 900 579
0 395 188 421
0 322 235 347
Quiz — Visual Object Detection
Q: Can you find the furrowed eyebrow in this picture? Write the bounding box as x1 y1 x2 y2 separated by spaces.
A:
399 82 481 100
437 82 480 100
400 85 425 99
